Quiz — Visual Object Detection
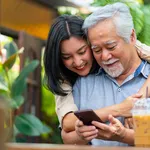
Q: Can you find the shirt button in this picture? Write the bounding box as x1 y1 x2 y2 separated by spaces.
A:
118 88 121 92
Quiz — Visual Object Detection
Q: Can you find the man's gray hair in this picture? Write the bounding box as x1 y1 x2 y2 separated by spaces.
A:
83 2 135 43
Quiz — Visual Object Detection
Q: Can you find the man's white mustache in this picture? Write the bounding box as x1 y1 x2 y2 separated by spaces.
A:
102 58 119 65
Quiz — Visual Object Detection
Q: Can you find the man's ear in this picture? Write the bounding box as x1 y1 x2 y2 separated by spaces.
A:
130 29 136 44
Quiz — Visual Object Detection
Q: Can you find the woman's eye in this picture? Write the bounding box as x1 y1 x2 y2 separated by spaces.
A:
78 50 86 55
62 56 71 60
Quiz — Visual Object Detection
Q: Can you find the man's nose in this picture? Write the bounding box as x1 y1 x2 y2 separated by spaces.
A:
101 49 112 61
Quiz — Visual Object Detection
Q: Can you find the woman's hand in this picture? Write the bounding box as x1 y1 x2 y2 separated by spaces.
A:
75 120 98 142
119 93 142 117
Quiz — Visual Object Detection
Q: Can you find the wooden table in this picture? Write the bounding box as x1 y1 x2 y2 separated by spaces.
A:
6 143 150 150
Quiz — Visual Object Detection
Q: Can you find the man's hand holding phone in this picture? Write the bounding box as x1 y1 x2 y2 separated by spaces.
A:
74 109 127 142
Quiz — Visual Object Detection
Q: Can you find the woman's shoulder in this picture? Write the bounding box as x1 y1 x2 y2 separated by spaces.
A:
136 40 150 63
61 81 72 91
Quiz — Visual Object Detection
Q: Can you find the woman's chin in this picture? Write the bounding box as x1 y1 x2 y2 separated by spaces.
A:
77 70 90 77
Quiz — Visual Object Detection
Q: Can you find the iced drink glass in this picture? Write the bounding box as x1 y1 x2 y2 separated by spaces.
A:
132 98 150 147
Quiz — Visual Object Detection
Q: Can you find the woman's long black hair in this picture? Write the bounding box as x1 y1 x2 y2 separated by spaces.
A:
44 15 98 96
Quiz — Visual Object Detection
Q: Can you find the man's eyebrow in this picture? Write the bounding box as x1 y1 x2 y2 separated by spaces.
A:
105 40 116 45
91 45 98 49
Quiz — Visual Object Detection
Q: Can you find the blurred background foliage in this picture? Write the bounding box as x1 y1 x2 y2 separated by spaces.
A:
0 37 51 142
41 50 62 143
0 35 62 143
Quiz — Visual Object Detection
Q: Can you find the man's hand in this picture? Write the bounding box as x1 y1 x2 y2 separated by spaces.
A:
124 117 134 129
92 115 126 141
75 120 98 142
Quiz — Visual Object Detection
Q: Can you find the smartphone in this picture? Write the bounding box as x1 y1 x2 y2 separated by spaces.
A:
74 109 103 125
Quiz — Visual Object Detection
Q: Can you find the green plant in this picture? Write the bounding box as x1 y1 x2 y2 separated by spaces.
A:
0 41 51 140
41 50 62 144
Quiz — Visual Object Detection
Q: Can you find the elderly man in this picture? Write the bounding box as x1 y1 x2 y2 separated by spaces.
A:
61 2 150 146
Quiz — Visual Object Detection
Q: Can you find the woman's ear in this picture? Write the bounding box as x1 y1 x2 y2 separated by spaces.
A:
130 29 136 44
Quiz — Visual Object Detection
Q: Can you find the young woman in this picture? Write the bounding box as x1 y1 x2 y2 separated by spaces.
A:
44 14 150 144
44 14 99 125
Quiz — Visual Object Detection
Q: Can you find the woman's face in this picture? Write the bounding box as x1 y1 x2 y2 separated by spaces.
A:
61 37 93 76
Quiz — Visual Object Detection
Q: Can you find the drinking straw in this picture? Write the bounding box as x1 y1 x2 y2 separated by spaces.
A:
146 86 149 98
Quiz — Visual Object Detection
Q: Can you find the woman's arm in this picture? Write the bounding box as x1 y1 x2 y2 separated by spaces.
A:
136 40 150 63
55 93 78 127
138 75 150 97
63 94 141 132
63 74 150 132
61 129 88 145
55 83 78 127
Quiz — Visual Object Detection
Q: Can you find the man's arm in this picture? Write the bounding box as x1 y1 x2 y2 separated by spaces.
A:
120 129 134 145
91 115 134 145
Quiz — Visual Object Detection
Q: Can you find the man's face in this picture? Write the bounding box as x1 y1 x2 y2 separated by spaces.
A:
88 19 135 78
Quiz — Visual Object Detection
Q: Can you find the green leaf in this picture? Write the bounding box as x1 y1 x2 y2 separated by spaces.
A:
3 54 17 70
4 42 18 59
11 80 27 99
11 60 39 97
42 124 52 134
10 100 18 110
3 47 24 70
0 81 8 92
10 96 24 109
3 42 18 69
138 5 150 45
127 3 144 36
0 74 8 93
15 114 51 136
13 125 20 141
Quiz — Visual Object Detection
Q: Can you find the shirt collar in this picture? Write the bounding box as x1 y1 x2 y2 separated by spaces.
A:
134 60 145 77
141 60 149 78
95 67 103 76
